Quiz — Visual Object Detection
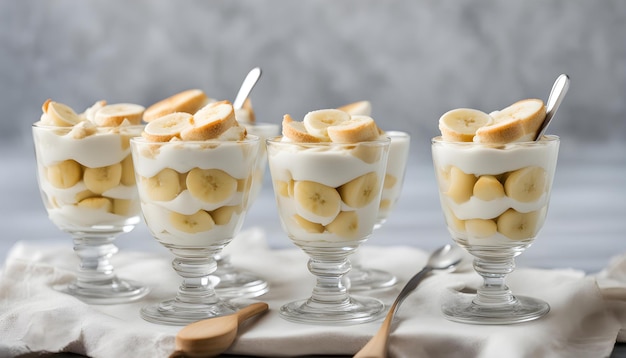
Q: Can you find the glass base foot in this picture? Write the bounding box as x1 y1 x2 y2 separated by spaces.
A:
213 268 269 299
442 293 550 325
57 278 149 305
141 299 238 326
346 267 397 291
280 296 384 325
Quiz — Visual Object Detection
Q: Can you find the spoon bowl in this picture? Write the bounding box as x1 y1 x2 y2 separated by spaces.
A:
354 244 464 358
171 302 269 358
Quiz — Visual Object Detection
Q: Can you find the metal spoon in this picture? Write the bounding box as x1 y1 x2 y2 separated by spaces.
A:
232 67 262 110
353 244 464 358
534 73 570 141
170 302 269 358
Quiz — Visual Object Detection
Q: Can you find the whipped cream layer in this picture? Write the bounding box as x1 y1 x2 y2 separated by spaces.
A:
268 138 389 243
241 122 280 206
131 137 259 247
432 136 559 246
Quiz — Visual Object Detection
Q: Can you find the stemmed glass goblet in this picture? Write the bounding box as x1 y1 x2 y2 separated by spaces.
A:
267 136 390 324
32 121 149 304
431 135 559 324
347 131 410 291
131 135 259 325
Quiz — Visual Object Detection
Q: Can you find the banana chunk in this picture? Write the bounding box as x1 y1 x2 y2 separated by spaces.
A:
83 163 123 194
282 114 323 143
327 115 380 143
142 168 181 201
338 172 380 208
94 103 145 126
465 218 497 238
143 112 193 142
438 108 493 142
474 99 546 144
77 197 113 212
473 175 505 201
186 168 237 204
170 210 215 234
303 109 350 141
293 180 341 224
45 100 83 127
383 174 398 190
120 155 136 186
293 214 325 233
180 101 237 141
210 205 241 226
326 211 360 239
47 159 82 189
496 208 540 240
504 166 546 203
445 166 477 204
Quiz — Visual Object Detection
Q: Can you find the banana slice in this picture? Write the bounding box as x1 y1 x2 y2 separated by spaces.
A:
94 103 145 127
83 163 123 194
439 108 493 142
473 175 505 201
81 100 107 122
143 89 210 122
383 174 398 190
142 168 181 201
282 114 322 143
302 109 350 141
445 166 477 204
143 112 193 142
186 168 237 204
46 159 82 188
113 198 137 216
293 180 341 224
170 210 215 234
77 197 113 212
465 218 497 238
497 209 540 240
180 101 237 141
474 99 546 144
443 206 465 234
325 211 359 239
379 199 391 210
327 115 380 143
274 180 291 197
120 155 136 186
337 101 372 116
504 166 546 203
338 172 379 208
293 214 325 233
210 205 241 225
44 100 83 127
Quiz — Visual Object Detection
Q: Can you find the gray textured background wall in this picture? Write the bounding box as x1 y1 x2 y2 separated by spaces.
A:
2 0 625 159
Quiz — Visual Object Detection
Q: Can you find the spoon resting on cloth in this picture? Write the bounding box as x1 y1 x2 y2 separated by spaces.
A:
534 73 570 141
170 302 269 358
353 244 464 358
232 67 262 110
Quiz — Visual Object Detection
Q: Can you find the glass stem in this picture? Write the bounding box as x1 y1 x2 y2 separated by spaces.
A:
472 256 518 306
72 235 118 287
172 256 220 306
308 257 351 307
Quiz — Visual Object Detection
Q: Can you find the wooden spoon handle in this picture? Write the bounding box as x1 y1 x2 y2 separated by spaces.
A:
237 302 269 324
353 302 397 358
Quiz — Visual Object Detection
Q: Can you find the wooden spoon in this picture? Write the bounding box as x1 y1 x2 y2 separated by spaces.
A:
170 302 269 358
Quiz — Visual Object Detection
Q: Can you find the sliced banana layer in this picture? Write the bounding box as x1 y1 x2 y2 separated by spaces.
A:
338 172 379 208
186 168 237 204
325 211 359 239
143 112 193 142
293 180 342 225
496 208 540 241
180 101 238 141
504 166 546 203
282 114 323 143
94 103 145 127
83 164 123 194
46 159 82 189
474 99 546 144
142 168 181 201
302 109 350 141
44 100 83 127
438 108 493 142
327 115 380 143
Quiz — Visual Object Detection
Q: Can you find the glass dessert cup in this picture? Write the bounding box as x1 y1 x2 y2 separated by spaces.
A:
212 122 279 299
347 131 410 291
131 136 259 325
32 124 149 304
431 135 559 324
267 137 390 325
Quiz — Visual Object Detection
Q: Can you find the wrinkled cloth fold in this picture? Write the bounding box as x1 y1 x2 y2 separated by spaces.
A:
0 227 622 358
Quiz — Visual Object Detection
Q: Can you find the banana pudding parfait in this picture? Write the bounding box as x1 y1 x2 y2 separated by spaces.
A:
32 99 149 304
338 101 411 291
432 98 560 324
267 109 390 325
144 89 277 298
131 100 259 325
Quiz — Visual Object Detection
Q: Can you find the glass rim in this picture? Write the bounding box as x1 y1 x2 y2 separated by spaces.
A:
266 135 391 147
431 134 559 146
130 133 260 145
32 122 145 130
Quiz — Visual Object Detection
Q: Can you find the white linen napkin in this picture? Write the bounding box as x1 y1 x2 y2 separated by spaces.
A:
596 252 626 343
0 227 621 358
